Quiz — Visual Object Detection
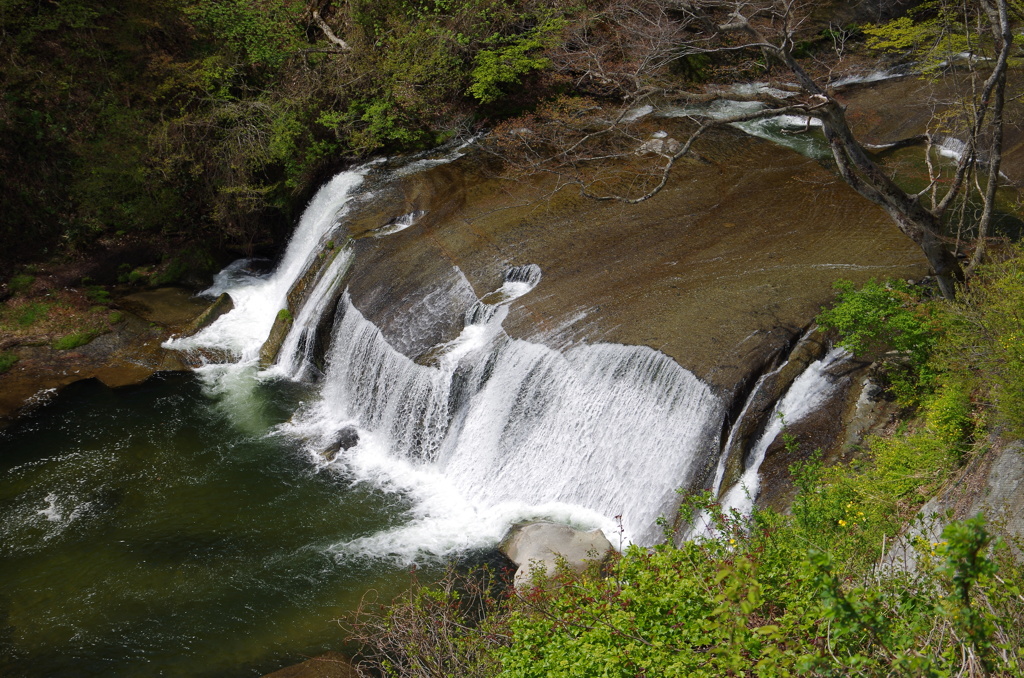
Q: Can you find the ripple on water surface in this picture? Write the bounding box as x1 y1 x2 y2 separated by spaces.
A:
0 373 431 678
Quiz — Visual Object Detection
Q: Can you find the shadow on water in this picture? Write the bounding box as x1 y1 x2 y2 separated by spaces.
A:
0 372 437 677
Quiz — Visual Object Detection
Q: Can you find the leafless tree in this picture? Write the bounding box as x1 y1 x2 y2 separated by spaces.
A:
485 0 1018 299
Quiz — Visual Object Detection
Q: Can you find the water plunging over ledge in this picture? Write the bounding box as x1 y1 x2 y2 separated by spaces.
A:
0 125 929 675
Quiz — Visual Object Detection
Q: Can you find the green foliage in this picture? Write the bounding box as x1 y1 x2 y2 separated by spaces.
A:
0 0 575 267
469 20 563 104
492 494 1024 678
183 0 305 69
0 351 19 373
52 330 99 350
805 515 1020 676
17 302 50 328
276 308 293 323
818 279 935 363
817 279 938 403
84 286 111 305
7 275 35 295
869 428 960 502
107 310 124 324
941 248 1024 436
863 0 1013 75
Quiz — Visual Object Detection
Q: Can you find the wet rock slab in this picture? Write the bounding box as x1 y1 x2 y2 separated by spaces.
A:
343 123 929 402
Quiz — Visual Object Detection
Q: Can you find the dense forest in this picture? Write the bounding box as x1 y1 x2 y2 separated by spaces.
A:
2 0 950 284
0 0 586 280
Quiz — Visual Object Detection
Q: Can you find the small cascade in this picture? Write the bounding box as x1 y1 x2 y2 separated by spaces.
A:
663 100 831 160
717 346 850 517
165 168 370 362
273 243 357 380
370 209 428 238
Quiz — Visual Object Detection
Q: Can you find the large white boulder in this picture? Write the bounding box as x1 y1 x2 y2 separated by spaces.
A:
500 522 614 590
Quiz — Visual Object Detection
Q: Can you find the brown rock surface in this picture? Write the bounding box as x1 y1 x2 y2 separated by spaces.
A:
0 287 207 428
261 652 359 678
343 123 929 401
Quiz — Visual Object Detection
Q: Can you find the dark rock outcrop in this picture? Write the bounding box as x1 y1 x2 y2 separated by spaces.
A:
321 426 360 461
181 292 234 337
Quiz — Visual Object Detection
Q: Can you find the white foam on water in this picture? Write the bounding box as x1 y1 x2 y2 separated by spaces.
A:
285 272 723 560
318 431 622 565
37 493 65 522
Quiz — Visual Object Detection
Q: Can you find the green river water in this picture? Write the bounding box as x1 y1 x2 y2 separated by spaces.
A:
0 372 449 677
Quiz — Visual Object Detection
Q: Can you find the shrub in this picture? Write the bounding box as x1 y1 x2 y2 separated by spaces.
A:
468 21 564 104
941 249 1024 436
817 279 939 403
344 566 510 678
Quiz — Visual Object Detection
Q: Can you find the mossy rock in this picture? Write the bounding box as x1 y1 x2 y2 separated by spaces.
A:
181 292 234 337
259 310 293 368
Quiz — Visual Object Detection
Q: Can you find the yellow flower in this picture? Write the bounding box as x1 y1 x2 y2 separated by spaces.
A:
838 519 847 527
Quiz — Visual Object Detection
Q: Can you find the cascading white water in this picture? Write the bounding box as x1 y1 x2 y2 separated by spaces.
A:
273 244 357 380
282 263 724 557
165 167 371 361
718 346 850 516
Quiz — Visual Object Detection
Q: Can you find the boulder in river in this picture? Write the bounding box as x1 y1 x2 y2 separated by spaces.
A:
500 521 614 590
321 426 360 461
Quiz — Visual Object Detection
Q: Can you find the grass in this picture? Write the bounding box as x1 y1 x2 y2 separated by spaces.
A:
7 274 35 295
17 302 50 327
52 331 99 351
0 351 19 373
85 286 112 305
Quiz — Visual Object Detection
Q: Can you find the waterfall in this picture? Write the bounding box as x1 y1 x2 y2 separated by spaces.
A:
165 167 371 361
717 346 850 517
278 263 723 554
165 156 853 563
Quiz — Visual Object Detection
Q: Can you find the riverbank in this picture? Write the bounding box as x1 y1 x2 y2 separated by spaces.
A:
0 270 209 428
